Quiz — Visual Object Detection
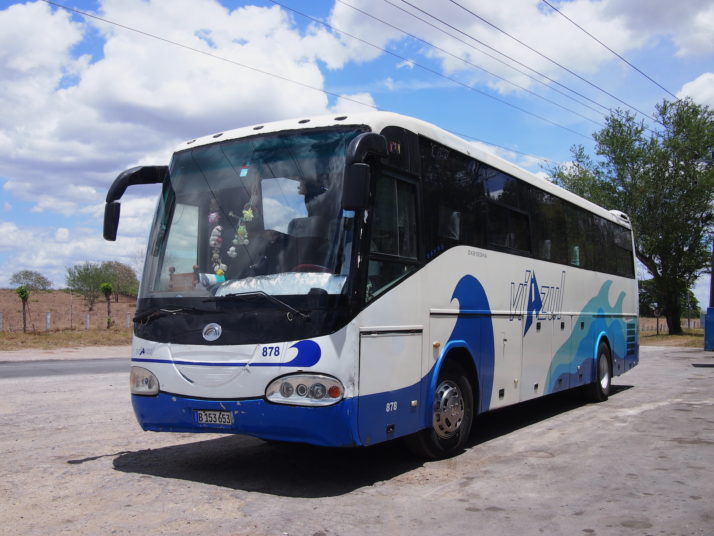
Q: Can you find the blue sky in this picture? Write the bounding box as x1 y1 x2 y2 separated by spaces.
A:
1 0 712 309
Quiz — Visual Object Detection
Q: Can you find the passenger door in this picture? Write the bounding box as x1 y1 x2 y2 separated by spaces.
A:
358 170 423 445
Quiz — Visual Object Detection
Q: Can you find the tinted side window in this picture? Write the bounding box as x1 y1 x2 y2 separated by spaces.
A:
371 176 417 259
420 138 485 259
613 223 635 277
530 188 568 264
367 173 418 301
483 169 531 254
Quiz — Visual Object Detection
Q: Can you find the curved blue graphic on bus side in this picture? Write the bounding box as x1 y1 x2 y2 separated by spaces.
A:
445 275 495 412
546 280 628 392
132 339 321 368
280 340 321 368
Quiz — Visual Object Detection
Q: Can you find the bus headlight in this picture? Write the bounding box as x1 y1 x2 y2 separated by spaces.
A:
266 374 344 406
130 366 159 396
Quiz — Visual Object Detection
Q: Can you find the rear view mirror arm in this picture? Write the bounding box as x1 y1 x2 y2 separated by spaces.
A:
103 165 167 241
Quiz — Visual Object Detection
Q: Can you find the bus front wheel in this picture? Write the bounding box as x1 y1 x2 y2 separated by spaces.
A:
406 361 474 459
587 341 612 402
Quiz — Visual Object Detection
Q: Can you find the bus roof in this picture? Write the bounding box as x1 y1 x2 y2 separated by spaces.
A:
177 111 631 229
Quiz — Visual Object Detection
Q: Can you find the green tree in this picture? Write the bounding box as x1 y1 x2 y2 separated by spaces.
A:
100 282 113 329
10 270 52 291
66 262 106 311
549 98 714 334
639 279 699 318
16 285 29 333
100 261 139 301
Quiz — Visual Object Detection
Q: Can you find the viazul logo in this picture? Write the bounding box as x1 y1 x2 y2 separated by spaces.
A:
510 270 566 335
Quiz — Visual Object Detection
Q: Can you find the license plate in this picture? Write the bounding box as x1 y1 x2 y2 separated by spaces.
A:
194 409 234 425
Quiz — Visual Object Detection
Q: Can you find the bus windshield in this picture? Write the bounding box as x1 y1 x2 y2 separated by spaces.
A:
140 127 365 299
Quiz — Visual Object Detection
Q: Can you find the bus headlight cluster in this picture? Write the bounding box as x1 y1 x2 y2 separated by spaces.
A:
130 366 159 396
266 374 344 406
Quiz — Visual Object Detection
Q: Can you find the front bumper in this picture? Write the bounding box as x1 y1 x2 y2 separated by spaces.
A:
131 393 360 447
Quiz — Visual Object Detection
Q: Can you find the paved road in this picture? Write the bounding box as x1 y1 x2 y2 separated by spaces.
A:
0 358 129 378
0 346 712 536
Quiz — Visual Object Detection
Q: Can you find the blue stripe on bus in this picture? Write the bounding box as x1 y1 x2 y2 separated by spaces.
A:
131 339 321 368
132 392 359 447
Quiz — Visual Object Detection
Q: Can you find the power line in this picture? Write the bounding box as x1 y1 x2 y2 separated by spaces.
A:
270 0 591 139
446 0 659 124
540 0 678 100
335 0 604 128
39 0 560 165
390 0 611 117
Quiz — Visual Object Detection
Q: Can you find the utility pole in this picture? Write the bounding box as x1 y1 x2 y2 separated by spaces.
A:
705 241 714 351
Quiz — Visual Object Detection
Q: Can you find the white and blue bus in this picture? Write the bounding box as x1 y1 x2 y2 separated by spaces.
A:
104 112 638 458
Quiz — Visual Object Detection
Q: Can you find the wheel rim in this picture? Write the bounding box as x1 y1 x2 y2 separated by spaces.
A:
433 380 465 439
598 353 610 391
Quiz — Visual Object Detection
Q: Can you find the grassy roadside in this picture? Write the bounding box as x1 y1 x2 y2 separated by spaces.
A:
0 327 707 351
0 329 132 351
639 328 704 348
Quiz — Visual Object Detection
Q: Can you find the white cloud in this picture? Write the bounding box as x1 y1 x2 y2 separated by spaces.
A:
0 0 394 288
396 59 415 69
678 73 714 107
605 0 714 57
329 92 377 113
0 0 380 212
55 228 70 242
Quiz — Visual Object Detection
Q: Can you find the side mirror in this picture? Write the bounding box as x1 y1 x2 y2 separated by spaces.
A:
341 132 387 212
103 201 121 241
342 163 370 211
103 165 167 241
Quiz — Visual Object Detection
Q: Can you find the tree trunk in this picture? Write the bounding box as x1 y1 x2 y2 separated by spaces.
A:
21 300 27 333
665 297 683 335
106 296 112 329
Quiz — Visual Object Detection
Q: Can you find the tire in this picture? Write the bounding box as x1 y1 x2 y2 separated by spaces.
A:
406 361 474 459
587 341 612 402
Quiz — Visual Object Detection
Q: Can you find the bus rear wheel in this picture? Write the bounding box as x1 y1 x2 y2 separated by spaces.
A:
587 341 612 402
406 361 474 459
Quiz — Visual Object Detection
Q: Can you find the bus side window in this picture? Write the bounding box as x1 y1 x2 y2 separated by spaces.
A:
367 175 418 301
420 136 485 257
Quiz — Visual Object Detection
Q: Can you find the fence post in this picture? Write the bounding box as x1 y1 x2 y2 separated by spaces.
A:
126 312 132 329
0 312 3 332
85 314 91 330
45 312 52 331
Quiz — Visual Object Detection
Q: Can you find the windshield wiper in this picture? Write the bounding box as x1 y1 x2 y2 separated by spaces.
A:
133 305 221 324
204 291 310 320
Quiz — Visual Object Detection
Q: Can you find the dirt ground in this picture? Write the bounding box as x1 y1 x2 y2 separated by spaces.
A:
1 346 712 535
0 289 136 332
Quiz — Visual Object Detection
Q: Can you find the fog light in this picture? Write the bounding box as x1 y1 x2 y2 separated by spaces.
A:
296 383 308 397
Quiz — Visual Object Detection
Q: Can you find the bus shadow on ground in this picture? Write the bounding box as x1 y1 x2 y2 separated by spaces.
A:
113 434 417 498
468 384 632 446
112 384 632 498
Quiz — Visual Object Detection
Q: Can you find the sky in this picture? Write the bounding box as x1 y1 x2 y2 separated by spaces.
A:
0 0 712 310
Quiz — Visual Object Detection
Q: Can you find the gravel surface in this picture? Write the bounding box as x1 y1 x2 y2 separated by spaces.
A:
1 345 712 535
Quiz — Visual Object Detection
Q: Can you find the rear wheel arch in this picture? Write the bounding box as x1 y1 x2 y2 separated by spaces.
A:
588 338 612 402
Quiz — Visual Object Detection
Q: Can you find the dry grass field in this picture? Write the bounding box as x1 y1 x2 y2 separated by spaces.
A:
0 288 706 351
0 289 136 350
